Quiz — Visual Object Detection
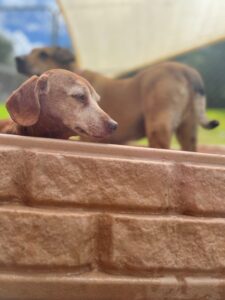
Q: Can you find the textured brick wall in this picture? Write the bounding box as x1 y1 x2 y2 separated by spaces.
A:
0 135 224 300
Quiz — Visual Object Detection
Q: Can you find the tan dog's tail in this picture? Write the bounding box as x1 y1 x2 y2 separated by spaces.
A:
184 68 219 130
194 94 219 129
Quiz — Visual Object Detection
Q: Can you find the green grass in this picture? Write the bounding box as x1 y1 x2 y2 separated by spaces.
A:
0 103 224 146
0 104 9 120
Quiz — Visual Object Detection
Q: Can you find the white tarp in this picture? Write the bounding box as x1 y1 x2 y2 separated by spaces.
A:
58 0 225 75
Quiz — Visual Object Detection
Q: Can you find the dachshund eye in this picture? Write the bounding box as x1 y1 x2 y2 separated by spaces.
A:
39 51 49 60
72 93 87 103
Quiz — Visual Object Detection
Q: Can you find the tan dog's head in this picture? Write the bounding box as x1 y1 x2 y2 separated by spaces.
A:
6 69 117 139
15 47 76 76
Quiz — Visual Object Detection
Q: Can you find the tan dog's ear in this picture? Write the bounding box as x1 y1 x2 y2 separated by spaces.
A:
53 47 75 64
6 75 40 127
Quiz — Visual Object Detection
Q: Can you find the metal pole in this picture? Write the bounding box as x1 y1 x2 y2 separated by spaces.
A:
51 11 59 46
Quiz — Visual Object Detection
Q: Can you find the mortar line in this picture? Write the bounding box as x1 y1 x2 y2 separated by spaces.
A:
1 203 225 220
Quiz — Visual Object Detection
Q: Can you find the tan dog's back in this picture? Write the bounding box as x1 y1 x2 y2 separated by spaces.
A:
80 62 218 150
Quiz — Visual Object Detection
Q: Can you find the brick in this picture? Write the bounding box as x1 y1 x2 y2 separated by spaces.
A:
25 152 176 211
0 208 96 269
177 163 225 215
99 215 225 274
0 149 27 203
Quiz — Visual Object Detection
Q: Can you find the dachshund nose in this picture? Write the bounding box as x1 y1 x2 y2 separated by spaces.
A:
107 120 118 132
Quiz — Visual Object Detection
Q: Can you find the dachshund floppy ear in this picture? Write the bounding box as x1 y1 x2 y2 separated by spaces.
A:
6 75 40 127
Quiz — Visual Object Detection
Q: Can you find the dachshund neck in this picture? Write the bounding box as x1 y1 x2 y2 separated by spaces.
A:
0 117 75 140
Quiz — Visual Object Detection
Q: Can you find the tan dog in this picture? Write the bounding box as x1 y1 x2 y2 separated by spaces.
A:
15 47 219 151
0 69 117 139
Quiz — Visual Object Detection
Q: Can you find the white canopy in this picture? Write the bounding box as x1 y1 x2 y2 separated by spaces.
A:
58 0 225 75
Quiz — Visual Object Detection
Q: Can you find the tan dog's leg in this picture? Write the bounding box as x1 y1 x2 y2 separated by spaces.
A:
176 119 197 152
144 117 172 149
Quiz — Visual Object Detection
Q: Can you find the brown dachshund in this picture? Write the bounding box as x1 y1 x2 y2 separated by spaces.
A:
0 69 117 139
15 47 219 150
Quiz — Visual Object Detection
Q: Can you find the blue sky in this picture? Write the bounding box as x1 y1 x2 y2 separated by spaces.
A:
0 0 72 55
